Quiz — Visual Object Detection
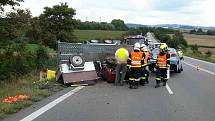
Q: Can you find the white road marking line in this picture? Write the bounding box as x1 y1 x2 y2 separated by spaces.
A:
166 83 174 95
184 56 215 66
183 61 215 76
20 86 84 121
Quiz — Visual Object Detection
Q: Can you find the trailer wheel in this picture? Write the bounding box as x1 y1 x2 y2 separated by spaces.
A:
69 55 85 67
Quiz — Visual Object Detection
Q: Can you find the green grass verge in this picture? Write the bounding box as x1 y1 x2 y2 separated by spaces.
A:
189 44 215 48
0 74 67 119
186 52 215 64
74 30 126 41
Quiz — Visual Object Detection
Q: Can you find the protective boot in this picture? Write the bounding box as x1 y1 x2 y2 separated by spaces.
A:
140 79 145 86
129 80 133 89
155 80 160 88
134 81 139 89
119 80 124 86
145 78 149 84
163 79 167 86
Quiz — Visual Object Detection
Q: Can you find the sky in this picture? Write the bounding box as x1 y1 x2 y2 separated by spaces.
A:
11 0 215 26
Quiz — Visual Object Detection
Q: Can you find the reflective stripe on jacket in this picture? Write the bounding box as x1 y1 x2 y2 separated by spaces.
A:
157 53 167 68
144 51 149 64
130 52 143 67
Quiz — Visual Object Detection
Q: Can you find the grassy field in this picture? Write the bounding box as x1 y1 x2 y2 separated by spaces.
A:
184 33 215 47
74 30 126 41
199 47 215 54
184 33 215 63
0 74 66 119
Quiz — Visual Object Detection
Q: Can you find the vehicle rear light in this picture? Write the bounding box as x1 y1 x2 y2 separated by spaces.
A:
171 54 177 57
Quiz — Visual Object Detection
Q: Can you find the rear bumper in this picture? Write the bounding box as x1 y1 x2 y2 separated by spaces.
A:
170 64 177 71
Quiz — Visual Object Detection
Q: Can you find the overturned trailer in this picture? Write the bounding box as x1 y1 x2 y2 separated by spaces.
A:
56 41 124 84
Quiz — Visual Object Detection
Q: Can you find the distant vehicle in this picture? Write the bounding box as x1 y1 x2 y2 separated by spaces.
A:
152 43 166 49
149 48 183 73
124 35 147 46
149 48 159 72
84 40 120 45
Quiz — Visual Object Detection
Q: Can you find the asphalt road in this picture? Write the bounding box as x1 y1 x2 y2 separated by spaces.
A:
3 57 215 121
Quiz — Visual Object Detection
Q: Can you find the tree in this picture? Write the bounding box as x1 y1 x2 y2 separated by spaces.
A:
0 9 31 45
0 0 24 12
111 19 128 30
190 29 196 34
39 3 76 48
197 28 204 34
206 30 215 35
26 17 42 44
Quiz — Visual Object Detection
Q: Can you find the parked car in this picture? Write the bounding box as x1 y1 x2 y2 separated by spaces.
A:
168 48 183 73
149 48 183 73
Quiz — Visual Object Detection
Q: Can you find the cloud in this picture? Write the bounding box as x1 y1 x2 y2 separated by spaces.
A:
150 0 193 11
12 0 215 26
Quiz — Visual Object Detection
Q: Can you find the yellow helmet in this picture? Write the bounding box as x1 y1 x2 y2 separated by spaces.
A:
160 44 166 50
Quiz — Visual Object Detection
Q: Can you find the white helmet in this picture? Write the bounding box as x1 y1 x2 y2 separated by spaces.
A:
134 47 140 51
140 44 146 48
143 47 148 51
134 43 140 48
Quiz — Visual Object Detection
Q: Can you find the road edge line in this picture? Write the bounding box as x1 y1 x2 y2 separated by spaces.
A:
166 83 174 95
20 86 84 121
183 61 215 76
184 56 215 66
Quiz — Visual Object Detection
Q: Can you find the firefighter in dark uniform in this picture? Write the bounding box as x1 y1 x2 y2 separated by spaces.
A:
140 44 150 85
127 43 145 89
155 44 170 88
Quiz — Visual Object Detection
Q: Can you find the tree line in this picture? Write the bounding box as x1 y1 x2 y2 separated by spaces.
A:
76 19 128 31
125 27 188 49
190 28 215 36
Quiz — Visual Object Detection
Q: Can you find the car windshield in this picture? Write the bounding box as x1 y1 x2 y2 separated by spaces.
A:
126 38 145 45
168 48 176 54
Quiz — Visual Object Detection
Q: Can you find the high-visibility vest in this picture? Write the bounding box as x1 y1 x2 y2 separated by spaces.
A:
115 48 129 64
130 52 143 67
144 51 149 64
178 51 183 58
157 53 167 68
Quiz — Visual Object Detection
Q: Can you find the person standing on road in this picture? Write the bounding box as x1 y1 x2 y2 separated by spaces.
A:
127 43 145 89
114 44 129 86
140 45 150 85
139 44 147 86
155 44 170 88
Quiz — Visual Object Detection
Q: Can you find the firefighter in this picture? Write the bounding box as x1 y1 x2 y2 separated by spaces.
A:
155 44 170 88
142 46 150 84
115 44 129 86
139 44 148 86
177 48 184 60
127 43 145 89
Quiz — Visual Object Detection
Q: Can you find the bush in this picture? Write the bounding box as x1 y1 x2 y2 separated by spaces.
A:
190 44 201 55
0 43 50 82
205 50 212 57
36 45 49 70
